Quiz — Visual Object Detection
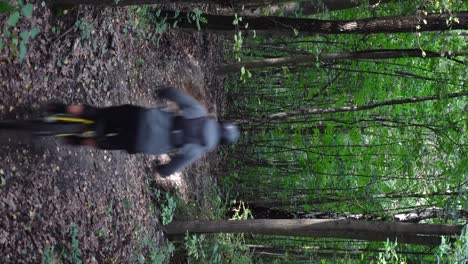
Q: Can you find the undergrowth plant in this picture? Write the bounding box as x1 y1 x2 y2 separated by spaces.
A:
75 18 93 41
130 7 207 46
231 13 253 83
436 226 468 264
150 180 255 263
141 183 179 263
187 8 207 30
1 0 40 62
67 224 82 264
153 189 177 225
182 201 254 264
134 234 175 264
376 240 408 264
40 223 82 264
41 246 60 264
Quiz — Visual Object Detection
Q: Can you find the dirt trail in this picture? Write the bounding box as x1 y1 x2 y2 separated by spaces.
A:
0 4 225 262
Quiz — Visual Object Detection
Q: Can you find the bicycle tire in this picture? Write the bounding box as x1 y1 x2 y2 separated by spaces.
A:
0 120 92 136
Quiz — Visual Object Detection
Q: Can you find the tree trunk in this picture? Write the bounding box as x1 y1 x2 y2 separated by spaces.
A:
164 219 463 246
244 204 376 220
159 10 468 35
216 49 466 74
248 191 462 207
247 244 433 255
394 207 468 222
244 204 468 222
222 0 397 16
256 91 468 121
249 245 355 259
48 0 215 6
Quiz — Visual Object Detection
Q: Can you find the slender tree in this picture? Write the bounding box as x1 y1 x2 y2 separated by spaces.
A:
247 191 463 207
249 245 355 260
164 219 463 245
247 244 433 256
243 204 468 222
158 10 468 35
48 0 215 5
216 49 466 74
255 91 468 121
221 0 398 16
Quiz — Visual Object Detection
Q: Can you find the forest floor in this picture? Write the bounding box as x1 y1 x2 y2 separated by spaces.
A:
0 3 226 263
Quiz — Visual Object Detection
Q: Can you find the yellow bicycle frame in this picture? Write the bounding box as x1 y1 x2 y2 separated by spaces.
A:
46 115 95 137
47 116 94 124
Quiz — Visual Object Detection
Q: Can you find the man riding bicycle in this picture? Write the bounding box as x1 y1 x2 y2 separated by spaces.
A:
47 86 240 176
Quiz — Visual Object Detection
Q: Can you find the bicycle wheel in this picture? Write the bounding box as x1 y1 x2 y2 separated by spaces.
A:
0 120 92 136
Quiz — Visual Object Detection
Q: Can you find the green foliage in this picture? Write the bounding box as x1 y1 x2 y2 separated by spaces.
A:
181 202 253 264
0 179 5 190
240 66 252 83
67 224 82 264
130 7 207 46
75 18 93 41
40 224 82 264
149 243 176 264
153 189 177 225
95 228 108 238
230 14 254 83
134 236 175 264
21 3 32 18
187 8 207 31
161 193 177 225
183 232 253 264
185 232 207 261
423 0 467 13
130 5 153 31
150 9 170 37
436 226 468 264
0 1 40 62
232 31 243 62
129 7 172 46
0 2 16 13
135 56 144 67
376 240 408 264
222 0 467 262
41 246 60 264
7 11 20 26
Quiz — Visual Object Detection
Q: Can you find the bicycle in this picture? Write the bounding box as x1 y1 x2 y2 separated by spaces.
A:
0 113 97 138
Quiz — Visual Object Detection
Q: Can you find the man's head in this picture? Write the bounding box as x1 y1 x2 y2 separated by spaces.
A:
218 122 240 145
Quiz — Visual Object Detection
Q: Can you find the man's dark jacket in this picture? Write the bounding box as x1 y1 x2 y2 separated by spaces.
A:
134 87 220 176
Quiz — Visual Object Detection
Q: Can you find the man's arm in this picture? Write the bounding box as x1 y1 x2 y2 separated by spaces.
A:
158 86 207 118
155 144 204 176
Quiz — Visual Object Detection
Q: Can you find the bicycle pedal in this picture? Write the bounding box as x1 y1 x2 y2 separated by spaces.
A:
82 131 96 137
44 116 59 123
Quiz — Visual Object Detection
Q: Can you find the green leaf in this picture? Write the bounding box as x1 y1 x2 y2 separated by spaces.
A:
21 3 32 18
0 39 3 49
7 11 20 26
12 36 18 46
20 30 29 42
30 27 40 39
0 2 16 13
19 41 27 61
3 26 11 37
